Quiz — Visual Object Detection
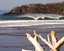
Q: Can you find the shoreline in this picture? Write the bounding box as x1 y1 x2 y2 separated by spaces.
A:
0 23 64 51
0 25 64 36
0 20 64 27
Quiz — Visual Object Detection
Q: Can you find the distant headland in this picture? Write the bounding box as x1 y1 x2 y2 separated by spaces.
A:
3 1 64 15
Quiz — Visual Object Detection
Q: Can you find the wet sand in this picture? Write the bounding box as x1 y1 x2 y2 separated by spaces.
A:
0 26 64 51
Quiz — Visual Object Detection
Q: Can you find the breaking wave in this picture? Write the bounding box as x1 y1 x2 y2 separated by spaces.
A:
17 13 64 20
0 13 64 20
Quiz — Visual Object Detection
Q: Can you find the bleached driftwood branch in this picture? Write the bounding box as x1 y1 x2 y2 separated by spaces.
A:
34 30 64 51
34 32 54 50
54 37 64 50
22 30 64 51
50 31 64 51
34 30 38 42
25 33 44 51
50 31 57 46
47 34 52 45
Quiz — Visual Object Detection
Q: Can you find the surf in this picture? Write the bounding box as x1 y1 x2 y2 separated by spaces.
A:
0 20 64 27
0 13 64 20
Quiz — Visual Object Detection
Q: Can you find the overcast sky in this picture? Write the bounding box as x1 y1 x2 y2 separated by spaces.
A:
0 0 64 10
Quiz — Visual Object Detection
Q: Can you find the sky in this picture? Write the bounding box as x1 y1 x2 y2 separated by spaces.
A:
0 0 64 10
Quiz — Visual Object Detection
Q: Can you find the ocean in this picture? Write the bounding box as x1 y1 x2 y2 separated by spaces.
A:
0 13 64 51
0 13 64 20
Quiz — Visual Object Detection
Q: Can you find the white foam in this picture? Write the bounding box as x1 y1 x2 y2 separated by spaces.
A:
0 20 64 27
18 13 63 20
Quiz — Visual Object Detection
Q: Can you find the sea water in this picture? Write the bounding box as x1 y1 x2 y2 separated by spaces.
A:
0 13 64 28
0 13 64 51
0 13 64 20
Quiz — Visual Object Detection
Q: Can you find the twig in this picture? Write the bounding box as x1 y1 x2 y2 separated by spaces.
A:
47 34 52 45
34 30 38 42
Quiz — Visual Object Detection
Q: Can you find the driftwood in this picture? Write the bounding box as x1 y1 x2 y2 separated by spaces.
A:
50 31 57 46
25 31 44 51
22 30 64 51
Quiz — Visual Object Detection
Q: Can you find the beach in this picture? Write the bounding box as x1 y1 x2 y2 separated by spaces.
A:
0 0 64 50
0 20 64 51
0 1 64 51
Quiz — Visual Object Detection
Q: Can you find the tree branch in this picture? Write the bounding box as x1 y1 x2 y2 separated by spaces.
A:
47 34 52 45
50 31 57 46
54 37 64 50
34 30 38 42
34 33 54 50
26 33 44 51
